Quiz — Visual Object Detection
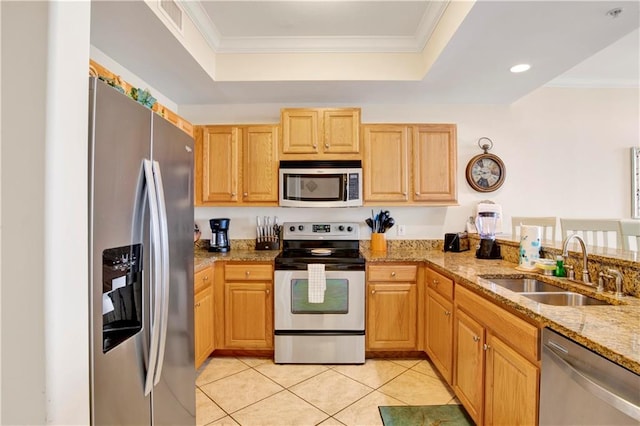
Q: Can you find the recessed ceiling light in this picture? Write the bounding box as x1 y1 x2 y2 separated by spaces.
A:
510 64 531 73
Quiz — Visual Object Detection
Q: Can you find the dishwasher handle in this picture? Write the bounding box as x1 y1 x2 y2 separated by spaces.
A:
545 343 640 421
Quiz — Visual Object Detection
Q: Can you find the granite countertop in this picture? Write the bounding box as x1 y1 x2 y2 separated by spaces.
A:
194 248 280 272
364 248 640 375
193 244 639 374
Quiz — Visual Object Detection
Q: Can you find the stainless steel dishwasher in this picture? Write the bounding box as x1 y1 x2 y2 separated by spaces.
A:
539 328 640 425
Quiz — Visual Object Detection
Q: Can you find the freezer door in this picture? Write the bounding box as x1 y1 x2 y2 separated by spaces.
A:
150 115 196 425
89 78 152 425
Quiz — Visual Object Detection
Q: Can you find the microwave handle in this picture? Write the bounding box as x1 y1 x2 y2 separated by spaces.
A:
343 174 348 201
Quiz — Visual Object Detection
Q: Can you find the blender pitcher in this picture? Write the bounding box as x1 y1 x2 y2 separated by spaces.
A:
476 211 499 239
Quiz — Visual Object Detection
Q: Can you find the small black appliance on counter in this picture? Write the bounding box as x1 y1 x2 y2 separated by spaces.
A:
444 232 470 252
209 218 230 252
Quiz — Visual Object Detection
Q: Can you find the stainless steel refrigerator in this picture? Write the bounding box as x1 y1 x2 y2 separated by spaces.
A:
88 77 195 425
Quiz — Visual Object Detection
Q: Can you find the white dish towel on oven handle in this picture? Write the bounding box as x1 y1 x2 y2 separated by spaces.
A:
307 264 326 303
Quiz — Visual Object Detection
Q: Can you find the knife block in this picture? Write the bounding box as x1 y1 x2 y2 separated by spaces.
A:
255 239 280 250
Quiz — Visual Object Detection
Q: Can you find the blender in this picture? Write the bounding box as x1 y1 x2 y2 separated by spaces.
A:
476 211 501 259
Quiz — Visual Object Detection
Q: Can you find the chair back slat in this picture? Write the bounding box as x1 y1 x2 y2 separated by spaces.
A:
560 218 622 249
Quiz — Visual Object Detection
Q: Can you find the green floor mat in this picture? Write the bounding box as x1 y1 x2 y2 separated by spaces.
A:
378 404 475 426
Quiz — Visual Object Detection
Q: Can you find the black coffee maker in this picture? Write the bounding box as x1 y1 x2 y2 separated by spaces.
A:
208 218 230 252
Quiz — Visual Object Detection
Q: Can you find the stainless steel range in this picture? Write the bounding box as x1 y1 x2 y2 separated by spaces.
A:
274 222 365 364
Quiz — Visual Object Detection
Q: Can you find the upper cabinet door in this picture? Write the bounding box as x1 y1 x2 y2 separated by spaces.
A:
280 108 361 159
323 109 360 154
243 126 279 202
200 126 240 203
363 124 410 202
412 124 457 203
281 109 320 154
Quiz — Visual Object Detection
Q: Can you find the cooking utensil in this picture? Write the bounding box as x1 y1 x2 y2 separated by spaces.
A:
365 218 373 230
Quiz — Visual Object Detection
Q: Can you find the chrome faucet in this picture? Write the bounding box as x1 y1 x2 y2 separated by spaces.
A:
607 269 624 298
562 234 591 284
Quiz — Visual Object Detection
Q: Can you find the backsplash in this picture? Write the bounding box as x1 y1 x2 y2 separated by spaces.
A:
195 236 638 297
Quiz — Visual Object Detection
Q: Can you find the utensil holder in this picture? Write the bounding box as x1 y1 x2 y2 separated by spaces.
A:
371 233 387 253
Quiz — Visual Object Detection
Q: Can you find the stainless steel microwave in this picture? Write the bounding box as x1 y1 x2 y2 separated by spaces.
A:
279 160 363 207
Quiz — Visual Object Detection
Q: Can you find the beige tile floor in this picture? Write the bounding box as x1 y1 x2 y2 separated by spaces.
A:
196 356 460 426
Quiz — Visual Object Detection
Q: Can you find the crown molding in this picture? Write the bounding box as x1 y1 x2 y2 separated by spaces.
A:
180 0 449 54
180 0 222 50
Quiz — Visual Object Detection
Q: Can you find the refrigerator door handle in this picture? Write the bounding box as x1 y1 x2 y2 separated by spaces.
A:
152 160 170 386
143 159 163 396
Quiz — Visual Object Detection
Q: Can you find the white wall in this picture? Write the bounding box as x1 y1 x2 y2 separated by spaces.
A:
184 87 639 241
1 2 90 424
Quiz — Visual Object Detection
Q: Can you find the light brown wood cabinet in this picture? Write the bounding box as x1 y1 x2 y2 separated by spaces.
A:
366 264 421 350
362 124 457 205
280 108 361 159
454 285 539 426
424 268 454 384
195 125 279 206
194 267 214 368
219 263 274 350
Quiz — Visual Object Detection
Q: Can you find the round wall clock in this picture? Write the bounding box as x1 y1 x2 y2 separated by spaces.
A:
465 137 506 192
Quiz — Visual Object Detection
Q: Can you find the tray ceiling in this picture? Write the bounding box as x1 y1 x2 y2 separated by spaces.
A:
90 1 640 105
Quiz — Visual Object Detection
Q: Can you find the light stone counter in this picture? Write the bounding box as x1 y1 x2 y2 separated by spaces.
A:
363 248 640 375
192 238 639 374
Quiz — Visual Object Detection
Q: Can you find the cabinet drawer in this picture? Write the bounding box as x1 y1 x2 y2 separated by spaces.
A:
195 267 213 294
225 263 273 281
368 264 418 282
426 268 453 300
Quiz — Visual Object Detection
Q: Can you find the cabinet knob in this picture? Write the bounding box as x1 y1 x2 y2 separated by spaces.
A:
324 143 330 149
371 290 376 294
473 335 480 342
415 192 420 196
266 289 270 295
391 271 396 277
231 192 236 197
245 271 250 276
444 311 451 316
402 192 407 196
312 144 318 149
203 276 209 281
243 192 248 197
483 343 491 351
433 279 438 286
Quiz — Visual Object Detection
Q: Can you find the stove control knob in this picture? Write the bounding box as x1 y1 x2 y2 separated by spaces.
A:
298 225 304 231
289 226 296 232
338 225 345 231
347 226 353 232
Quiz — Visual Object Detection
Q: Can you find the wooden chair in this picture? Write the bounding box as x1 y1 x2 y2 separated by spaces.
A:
619 219 640 251
560 218 622 249
511 216 557 242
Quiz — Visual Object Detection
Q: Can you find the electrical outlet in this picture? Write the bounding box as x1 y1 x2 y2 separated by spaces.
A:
397 225 406 236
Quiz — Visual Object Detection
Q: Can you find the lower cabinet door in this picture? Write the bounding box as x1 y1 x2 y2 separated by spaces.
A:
194 285 214 368
367 282 417 350
484 333 539 426
425 289 453 383
454 308 485 425
224 282 273 349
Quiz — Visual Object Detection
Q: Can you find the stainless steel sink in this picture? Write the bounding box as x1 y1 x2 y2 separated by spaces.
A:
520 292 612 306
483 276 614 306
488 278 564 293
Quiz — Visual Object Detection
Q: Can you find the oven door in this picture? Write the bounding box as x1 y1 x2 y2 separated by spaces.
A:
274 270 364 331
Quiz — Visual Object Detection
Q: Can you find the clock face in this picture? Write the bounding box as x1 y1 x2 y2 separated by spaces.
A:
466 154 505 192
